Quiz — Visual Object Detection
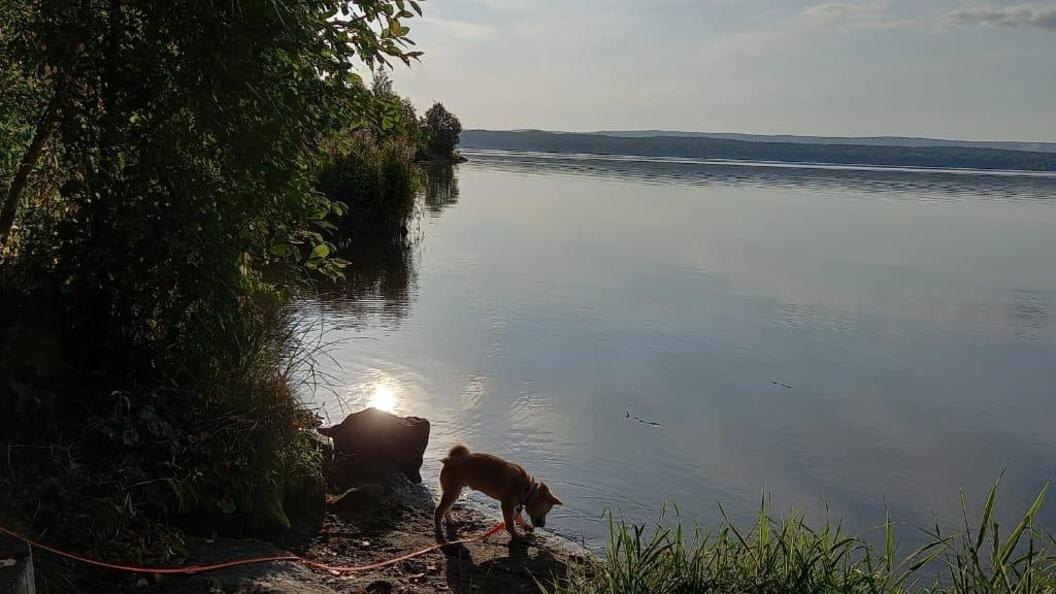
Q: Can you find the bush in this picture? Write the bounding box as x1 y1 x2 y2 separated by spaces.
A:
317 133 420 236
0 274 326 581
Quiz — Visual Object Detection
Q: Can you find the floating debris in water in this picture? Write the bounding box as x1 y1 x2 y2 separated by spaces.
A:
771 381 792 389
626 410 661 427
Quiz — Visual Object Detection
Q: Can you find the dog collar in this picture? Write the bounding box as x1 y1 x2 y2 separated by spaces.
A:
518 481 540 511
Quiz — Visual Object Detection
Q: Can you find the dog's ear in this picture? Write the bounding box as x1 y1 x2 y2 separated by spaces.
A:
549 494 563 506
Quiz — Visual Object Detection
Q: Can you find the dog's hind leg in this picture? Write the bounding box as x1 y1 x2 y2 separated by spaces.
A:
434 487 461 543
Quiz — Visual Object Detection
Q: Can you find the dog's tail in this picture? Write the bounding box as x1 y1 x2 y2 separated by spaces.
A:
441 444 470 463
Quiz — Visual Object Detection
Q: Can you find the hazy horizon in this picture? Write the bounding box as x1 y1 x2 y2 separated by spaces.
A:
464 127 1055 144
387 0 1056 143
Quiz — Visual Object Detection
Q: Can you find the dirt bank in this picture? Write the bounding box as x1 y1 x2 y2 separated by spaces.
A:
164 475 590 593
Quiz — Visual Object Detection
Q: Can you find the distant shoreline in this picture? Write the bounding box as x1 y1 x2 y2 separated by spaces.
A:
591 129 1056 154
460 130 1056 173
460 147 1056 178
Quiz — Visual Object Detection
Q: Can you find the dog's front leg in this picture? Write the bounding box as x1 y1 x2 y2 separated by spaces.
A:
434 488 461 543
501 501 524 540
515 512 535 532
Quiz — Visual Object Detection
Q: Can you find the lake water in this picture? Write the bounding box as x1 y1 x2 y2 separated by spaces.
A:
297 150 1056 549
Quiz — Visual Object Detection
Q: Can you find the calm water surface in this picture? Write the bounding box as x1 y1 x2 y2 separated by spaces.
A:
297 150 1056 548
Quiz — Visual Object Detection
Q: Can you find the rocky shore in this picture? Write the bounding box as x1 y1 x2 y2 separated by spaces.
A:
161 409 590 593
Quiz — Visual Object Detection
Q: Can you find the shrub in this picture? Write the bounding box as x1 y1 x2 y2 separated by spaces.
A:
421 102 463 159
317 133 420 236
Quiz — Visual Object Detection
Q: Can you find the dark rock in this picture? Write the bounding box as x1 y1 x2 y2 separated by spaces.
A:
365 580 393 594
319 408 429 483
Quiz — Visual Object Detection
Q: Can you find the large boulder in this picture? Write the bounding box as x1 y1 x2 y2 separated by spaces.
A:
319 408 429 483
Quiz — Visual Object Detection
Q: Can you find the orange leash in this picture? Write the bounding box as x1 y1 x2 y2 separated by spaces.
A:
0 521 506 576
300 522 507 575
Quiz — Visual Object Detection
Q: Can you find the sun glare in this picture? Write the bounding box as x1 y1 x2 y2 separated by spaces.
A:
369 383 398 413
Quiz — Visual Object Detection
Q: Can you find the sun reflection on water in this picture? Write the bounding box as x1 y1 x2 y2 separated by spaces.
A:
369 383 398 413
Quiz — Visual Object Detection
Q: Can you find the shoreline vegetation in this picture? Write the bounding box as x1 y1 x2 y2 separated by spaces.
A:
1 1 467 590
556 483 1055 594
460 130 1056 172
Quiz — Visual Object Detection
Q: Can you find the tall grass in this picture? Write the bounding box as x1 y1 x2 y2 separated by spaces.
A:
551 481 1054 594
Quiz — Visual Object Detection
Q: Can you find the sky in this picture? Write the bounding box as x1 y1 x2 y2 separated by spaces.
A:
384 0 1056 141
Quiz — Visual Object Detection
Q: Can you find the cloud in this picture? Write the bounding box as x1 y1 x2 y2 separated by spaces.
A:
940 3 1056 30
799 0 918 29
419 17 495 40
800 1 1056 32
701 1 916 63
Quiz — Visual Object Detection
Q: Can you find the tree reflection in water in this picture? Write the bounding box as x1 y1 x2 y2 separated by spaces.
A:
316 165 461 328
422 165 460 215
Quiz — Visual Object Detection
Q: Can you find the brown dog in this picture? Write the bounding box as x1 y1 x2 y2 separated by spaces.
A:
434 444 562 542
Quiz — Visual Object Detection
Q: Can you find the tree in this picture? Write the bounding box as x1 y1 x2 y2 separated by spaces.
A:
370 68 421 144
0 0 429 560
3 0 428 314
1 0 425 255
0 2 69 252
421 102 462 159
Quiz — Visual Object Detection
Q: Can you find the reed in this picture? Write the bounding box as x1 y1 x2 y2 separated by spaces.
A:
550 480 1054 594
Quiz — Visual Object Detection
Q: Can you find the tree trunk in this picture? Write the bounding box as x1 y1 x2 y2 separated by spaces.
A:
0 39 83 253
0 93 61 251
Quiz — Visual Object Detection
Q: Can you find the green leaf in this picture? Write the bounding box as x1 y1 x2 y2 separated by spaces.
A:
269 242 290 257
998 482 1048 565
977 480 998 550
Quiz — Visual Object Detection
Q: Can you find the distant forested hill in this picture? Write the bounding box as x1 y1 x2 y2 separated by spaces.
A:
460 130 1056 172
594 130 1056 154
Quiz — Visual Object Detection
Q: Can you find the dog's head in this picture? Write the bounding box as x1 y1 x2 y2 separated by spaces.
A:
525 482 562 528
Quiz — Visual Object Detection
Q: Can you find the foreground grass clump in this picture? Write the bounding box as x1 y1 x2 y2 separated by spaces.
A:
553 483 1054 594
